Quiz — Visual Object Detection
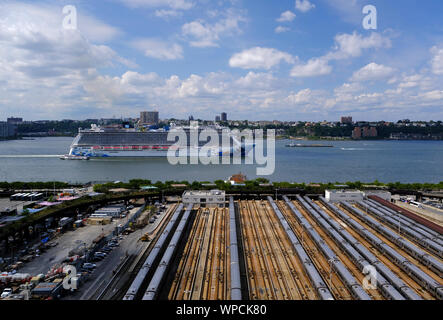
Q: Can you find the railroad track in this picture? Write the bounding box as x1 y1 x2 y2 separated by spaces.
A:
293 199 385 300
341 203 442 284
277 200 353 299
334 202 442 299
315 200 432 300
260 201 319 299
168 208 230 300
355 201 442 260
239 200 321 300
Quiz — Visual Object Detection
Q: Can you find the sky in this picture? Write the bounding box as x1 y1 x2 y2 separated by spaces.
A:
0 0 443 122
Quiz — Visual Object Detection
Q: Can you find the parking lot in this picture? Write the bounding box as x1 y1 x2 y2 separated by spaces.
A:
66 204 173 300
396 201 443 226
19 206 142 276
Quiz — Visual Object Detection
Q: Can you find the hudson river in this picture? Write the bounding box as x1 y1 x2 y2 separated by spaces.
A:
0 137 442 183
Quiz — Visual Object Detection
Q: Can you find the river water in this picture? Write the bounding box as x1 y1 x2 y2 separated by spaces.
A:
0 137 442 183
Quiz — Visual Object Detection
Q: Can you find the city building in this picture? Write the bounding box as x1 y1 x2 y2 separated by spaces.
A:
140 111 159 125
341 116 353 124
352 127 362 139
352 126 378 139
7 117 23 125
325 190 364 202
215 116 221 122
363 126 378 138
221 112 227 122
0 121 17 139
182 190 226 208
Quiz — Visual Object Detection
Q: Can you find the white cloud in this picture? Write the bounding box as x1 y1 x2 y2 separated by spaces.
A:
295 0 315 13
79 15 122 43
419 90 443 101
328 32 392 60
287 89 313 104
430 46 443 75
287 32 392 78
235 72 277 89
351 63 395 82
118 0 194 10
155 9 182 18
277 11 296 22
131 39 184 60
334 82 363 94
397 74 423 89
275 26 290 34
0 2 135 119
290 58 332 77
182 10 246 47
229 47 295 70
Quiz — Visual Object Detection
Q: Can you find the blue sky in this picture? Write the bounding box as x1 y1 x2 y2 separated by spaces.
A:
0 0 442 121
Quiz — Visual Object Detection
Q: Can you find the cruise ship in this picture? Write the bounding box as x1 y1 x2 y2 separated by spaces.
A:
68 124 250 158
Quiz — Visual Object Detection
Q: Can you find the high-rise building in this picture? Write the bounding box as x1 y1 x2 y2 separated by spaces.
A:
140 111 159 125
221 112 227 122
215 116 221 122
0 121 17 138
7 117 23 125
0 122 8 138
341 116 353 124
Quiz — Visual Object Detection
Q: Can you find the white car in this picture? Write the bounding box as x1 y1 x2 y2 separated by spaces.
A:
1 288 13 298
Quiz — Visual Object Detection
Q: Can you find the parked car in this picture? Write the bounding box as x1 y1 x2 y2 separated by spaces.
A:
92 256 104 262
108 242 119 248
80 268 93 274
1 288 13 299
82 263 97 270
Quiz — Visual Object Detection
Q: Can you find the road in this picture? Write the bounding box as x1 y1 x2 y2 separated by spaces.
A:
65 205 173 300
20 207 142 276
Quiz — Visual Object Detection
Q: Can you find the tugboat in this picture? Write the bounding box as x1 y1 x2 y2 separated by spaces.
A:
60 154 90 161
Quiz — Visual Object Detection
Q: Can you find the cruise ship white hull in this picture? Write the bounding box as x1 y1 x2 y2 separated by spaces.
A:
69 146 252 158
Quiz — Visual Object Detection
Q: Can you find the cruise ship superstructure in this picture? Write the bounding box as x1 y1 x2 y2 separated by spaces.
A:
68 124 249 158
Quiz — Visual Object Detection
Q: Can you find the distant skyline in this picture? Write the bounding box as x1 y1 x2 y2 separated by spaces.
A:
5 114 442 124
0 0 442 121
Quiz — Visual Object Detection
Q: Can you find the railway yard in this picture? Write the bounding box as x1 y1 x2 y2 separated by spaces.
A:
119 194 442 301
